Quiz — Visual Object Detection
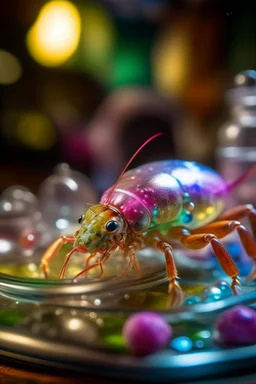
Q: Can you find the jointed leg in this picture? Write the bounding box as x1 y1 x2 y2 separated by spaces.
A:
59 246 87 279
41 236 75 278
220 204 256 237
119 244 141 278
192 219 256 282
157 241 183 306
166 226 240 294
72 251 109 282
180 233 240 293
72 245 118 282
84 253 97 269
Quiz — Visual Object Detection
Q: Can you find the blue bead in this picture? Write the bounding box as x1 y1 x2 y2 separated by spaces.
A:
184 296 201 305
215 281 233 299
183 212 193 223
153 207 158 216
201 287 222 303
183 193 190 201
171 336 193 352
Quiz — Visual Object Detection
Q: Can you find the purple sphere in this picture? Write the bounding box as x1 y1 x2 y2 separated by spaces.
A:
122 312 172 356
215 305 256 346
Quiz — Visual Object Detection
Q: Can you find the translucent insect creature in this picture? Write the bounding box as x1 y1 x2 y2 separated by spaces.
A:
41 133 256 304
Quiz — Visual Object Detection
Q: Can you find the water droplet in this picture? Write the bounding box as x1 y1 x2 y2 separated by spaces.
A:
201 286 222 303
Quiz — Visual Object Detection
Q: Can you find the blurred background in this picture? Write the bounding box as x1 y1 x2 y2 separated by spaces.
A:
0 0 255 195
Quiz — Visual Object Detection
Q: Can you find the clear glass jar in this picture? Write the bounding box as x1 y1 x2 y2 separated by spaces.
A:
216 70 256 207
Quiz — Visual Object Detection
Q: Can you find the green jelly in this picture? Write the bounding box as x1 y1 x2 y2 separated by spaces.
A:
103 334 127 353
0 309 25 326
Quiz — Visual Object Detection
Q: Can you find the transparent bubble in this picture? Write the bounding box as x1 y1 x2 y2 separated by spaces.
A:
38 163 97 232
1 186 38 214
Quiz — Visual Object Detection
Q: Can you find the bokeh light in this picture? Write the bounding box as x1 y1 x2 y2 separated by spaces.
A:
0 50 22 85
16 112 56 150
152 26 190 96
113 43 149 86
27 1 81 67
80 3 115 82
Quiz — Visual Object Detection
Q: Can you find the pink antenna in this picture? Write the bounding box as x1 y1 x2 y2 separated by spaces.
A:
105 132 163 203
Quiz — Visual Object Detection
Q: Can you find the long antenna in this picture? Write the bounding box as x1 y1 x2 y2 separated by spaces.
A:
105 132 163 203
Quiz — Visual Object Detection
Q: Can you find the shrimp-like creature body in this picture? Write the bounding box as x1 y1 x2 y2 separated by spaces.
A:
41 154 256 305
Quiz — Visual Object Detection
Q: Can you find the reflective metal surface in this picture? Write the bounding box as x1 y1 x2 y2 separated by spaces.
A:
0 325 256 382
0 247 255 383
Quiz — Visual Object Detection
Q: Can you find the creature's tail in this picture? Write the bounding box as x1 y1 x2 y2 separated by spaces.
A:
219 164 256 195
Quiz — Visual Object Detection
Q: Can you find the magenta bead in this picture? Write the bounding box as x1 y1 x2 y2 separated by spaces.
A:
122 312 172 356
215 305 256 346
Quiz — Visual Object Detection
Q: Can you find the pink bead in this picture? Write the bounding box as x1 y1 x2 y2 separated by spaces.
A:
122 312 172 356
215 305 256 346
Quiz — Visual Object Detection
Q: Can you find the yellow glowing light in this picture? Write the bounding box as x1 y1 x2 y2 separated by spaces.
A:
27 1 81 67
152 26 190 96
16 112 56 150
0 50 22 85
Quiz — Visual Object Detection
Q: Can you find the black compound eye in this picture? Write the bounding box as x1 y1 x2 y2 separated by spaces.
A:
106 220 119 233
78 215 84 224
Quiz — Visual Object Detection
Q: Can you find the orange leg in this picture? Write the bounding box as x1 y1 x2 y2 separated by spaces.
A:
164 225 240 294
157 241 183 306
41 236 75 278
82 252 98 277
126 244 141 275
178 231 240 294
145 230 183 304
192 219 256 282
119 244 141 278
59 246 87 279
84 253 97 268
72 249 112 282
219 204 256 237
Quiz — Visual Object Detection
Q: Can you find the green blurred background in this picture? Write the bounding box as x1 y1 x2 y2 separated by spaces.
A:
0 0 255 193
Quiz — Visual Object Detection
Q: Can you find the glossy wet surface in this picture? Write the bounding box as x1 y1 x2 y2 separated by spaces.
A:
0 244 256 383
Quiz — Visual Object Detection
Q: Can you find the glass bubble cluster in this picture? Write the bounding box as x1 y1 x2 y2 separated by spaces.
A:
0 163 97 260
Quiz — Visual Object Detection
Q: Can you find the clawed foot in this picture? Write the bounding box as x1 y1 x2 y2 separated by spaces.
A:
231 276 241 295
168 279 184 307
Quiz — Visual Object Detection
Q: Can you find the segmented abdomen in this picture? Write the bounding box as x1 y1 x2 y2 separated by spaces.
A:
101 160 228 232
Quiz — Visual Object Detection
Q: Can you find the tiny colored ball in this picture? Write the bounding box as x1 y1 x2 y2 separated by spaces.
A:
122 312 172 356
214 281 232 299
171 336 192 353
215 305 256 346
184 296 201 305
201 286 222 303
